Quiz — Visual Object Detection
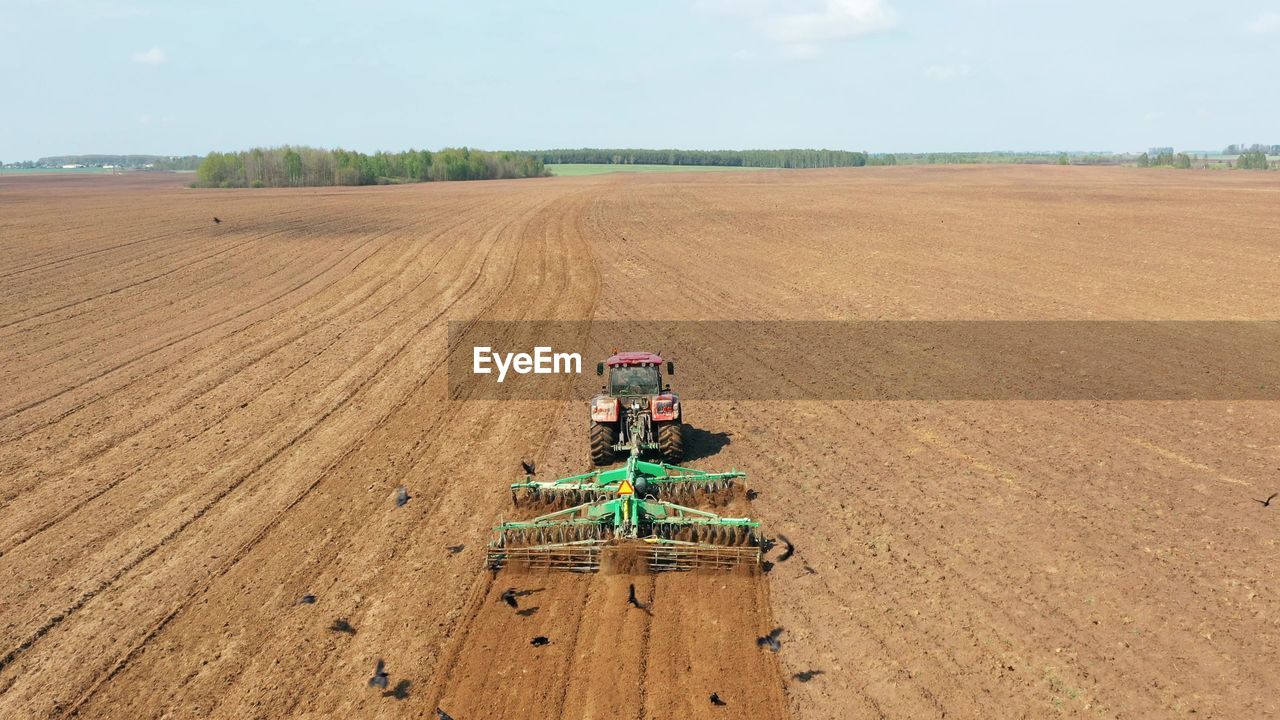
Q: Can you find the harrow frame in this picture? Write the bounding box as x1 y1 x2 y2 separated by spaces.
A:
510 450 745 507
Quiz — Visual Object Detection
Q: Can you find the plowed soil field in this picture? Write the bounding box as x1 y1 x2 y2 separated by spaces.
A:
1 167 1278 719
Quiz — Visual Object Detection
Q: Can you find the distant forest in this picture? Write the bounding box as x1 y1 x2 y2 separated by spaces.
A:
534 148 868 168
877 152 1122 165
12 155 203 170
16 143 1272 182
1224 144 1280 155
194 147 547 187
531 148 1142 168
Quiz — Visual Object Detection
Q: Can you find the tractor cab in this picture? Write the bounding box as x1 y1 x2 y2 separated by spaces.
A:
596 351 673 396
589 352 683 466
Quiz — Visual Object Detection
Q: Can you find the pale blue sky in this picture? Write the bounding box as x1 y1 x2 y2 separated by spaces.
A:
2 0 1277 159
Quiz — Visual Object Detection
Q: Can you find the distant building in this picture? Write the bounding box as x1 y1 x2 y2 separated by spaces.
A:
61 164 86 169
1148 147 1174 157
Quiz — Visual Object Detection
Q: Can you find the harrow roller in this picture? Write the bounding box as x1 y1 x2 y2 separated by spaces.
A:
487 491 762 572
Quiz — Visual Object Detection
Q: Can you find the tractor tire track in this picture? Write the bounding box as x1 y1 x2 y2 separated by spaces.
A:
0 203 494 552
0 205 522 671
61 186 601 720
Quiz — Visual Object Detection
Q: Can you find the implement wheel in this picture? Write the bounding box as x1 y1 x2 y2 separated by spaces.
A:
658 421 684 464
590 422 617 466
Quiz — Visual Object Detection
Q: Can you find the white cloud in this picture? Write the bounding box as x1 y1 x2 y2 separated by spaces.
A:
765 0 897 44
1248 11 1280 34
698 0 897 57
924 63 971 81
131 46 167 65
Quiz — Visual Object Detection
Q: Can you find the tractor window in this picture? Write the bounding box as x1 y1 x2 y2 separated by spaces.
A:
610 365 661 396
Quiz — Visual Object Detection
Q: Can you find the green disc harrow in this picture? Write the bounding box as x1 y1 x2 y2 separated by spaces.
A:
489 438 762 572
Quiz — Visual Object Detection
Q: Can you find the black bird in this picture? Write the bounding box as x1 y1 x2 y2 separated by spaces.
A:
792 670 824 682
212 216 221 224
530 636 550 646
746 489 760 501
709 692 727 706
330 618 356 635
368 658 389 689
395 486 410 507
757 627 783 653
521 459 536 476
299 594 316 604
501 588 519 609
776 535 795 562
436 709 455 720
446 544 465 554
1256 492 1278 507
627 583 644 609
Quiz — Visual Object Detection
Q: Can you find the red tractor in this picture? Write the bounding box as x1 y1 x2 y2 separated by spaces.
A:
590 351 683 466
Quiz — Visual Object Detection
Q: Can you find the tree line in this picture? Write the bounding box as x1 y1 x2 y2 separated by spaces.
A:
876 152 1123 165
1136 151 1271 170
533 148 868 168
10 155 203 170
194 147 547 187
1233 151 1271 170
1224 144 1279 155
1136 152 1192 169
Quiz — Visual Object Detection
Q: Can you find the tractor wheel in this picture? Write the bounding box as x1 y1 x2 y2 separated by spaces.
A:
590 422 617 466
658 422 684 464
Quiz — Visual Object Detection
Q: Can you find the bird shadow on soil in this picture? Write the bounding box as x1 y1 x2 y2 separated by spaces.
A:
516 607 539 616
682 426 732 462
382 680 411 700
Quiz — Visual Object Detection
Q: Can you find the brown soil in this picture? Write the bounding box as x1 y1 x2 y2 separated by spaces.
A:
1 167 1278 719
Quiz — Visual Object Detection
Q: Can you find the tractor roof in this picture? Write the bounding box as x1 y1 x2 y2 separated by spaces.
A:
605 351 664 366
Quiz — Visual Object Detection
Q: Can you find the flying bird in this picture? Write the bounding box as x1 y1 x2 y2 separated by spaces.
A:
501 588 519 608
530 636 550 647
776 535 795 562
1256 492 1278 507
792 670 824 682
395 486 410 507
627 583 644 609
521 460 536 476
446 544 465 554
368 658 389 689
757 627 784 653
709 692 727 706
436 709 455 720
212 216 221 224
299 594 316 604
329 618 356 635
